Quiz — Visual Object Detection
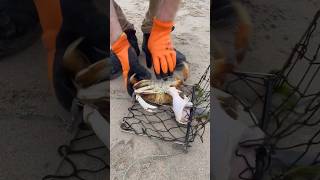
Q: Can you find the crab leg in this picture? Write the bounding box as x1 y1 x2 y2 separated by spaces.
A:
136 94 157 112
132 79 152 89
134 85 158 94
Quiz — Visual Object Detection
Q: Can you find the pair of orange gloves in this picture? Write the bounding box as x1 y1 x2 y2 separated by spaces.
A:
111 18 176 84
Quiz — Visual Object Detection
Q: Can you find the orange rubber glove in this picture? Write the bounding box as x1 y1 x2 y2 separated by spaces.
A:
112 33 150 86
112 33 130 85
33 0 62 83
148 18 176 78
235 22 252 64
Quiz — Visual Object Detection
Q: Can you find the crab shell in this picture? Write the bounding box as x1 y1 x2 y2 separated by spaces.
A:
63 37 110 88
136 93 173 106
130 75 183 106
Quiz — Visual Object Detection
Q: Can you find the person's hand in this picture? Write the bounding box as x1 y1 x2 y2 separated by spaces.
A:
147 18 176 79
111 33 151 86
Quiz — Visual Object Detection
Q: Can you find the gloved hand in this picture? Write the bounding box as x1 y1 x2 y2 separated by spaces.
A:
111 33 151 86
147 18 176 79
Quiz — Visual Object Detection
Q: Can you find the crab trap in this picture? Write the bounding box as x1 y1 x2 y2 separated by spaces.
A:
223 10 320 180
120 66 210 150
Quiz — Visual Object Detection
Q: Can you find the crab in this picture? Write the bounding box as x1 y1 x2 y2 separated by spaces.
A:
130 74 193 124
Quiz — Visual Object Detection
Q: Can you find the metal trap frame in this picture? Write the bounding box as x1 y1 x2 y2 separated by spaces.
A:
120 66 210 151
223 10 320 180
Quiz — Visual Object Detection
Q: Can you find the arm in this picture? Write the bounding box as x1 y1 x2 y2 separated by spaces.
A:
110 0 123 44
110 0 151 88
156 0 181 21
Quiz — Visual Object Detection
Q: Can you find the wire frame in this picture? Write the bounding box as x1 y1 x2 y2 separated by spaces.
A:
120 66 210 151
223 10 320 179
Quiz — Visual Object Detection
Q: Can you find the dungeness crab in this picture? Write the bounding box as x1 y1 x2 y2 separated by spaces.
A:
129 74 193 125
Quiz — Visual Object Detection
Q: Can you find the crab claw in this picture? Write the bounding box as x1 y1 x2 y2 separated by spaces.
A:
129 73 139 86
181 62 190 81
75 59 109 88
63 37 90 75
167 87 193 125
136 94 157 112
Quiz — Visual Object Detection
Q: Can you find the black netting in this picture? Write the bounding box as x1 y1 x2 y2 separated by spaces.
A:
120 66 210 150
223 10 320 179
42 124 108 180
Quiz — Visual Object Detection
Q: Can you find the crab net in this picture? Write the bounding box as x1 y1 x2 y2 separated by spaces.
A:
223 10 320 179
42 98 109 180
120 66 210 150
42 125 108 180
